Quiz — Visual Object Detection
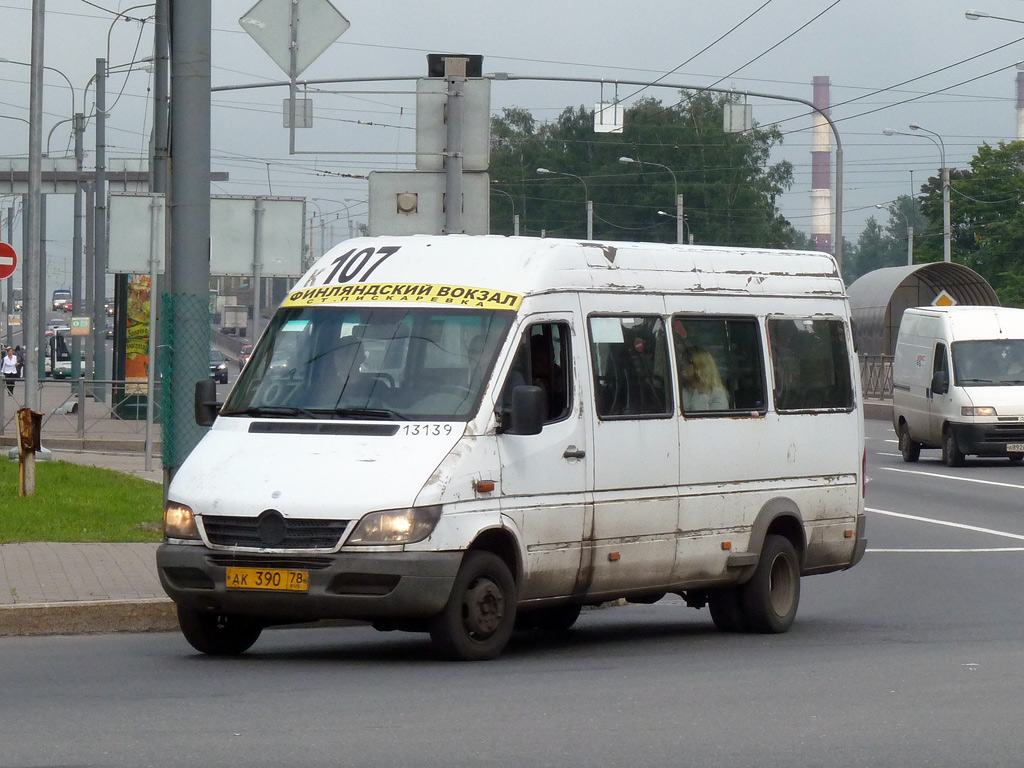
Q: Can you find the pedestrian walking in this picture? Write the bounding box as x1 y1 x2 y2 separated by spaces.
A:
13 345 24 377
2 347 18 395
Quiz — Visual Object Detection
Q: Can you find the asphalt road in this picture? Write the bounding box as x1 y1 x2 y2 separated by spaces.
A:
2 419 1023 767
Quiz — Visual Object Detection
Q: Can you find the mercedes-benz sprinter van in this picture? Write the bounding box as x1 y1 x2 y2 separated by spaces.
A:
158 235 867 660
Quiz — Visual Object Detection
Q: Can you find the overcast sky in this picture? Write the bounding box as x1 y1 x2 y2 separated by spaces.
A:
3 0 1024 286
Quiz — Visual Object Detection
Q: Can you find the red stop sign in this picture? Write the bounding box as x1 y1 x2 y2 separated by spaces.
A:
0 243 16 279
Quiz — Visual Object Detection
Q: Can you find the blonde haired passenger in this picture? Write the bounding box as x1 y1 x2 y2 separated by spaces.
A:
679 346 729 412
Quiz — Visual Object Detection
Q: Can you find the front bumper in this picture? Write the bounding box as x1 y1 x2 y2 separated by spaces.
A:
157 543 462 622
950 421 1024 456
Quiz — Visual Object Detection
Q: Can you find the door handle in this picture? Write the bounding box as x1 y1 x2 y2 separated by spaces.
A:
563 446 586 460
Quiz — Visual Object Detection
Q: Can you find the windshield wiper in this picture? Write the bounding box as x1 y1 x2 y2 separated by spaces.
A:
960 377 995 384
330 407 408 421
223 405 320 419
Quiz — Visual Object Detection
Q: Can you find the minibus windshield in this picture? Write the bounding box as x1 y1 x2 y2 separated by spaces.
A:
951 339 1024 385
221 305 514 421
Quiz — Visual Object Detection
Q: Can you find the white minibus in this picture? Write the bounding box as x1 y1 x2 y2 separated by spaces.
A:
158 235 867 660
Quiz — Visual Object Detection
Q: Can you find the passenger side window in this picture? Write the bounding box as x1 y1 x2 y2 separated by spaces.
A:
589 316 672 419
768 317 854 411
672 316 766 415
500 323 571 424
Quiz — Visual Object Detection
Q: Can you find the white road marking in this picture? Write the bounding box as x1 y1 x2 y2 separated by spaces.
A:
869 547 1024 553
866 507 1024 542
877 466 1024 491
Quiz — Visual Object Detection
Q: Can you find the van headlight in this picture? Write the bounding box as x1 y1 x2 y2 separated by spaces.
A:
347 506 442 545
962 406 997 417
164 502 200 540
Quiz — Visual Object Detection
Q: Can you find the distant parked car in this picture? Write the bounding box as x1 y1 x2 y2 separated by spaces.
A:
209 349 229 384
239 344 254 370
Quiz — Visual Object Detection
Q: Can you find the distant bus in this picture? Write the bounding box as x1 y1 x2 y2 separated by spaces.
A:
52 289 71 311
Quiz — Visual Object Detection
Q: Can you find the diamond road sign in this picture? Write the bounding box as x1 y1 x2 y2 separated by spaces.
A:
239 0 350 78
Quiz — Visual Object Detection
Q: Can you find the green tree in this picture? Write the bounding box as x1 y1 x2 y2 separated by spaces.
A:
918 141 1024 306
489 92 795 247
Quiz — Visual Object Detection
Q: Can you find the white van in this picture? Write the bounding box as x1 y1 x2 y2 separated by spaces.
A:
157 236 867 660
893 305 1024 466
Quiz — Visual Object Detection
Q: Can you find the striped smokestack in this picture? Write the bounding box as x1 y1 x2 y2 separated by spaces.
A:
1017 71 1024 140
811 75 832 254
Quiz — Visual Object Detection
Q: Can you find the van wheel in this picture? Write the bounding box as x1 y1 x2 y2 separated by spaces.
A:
708 588 747 632
1008 452 1024 464
942 429 966 467
516 603 582 632
898 423 921 462
430 552 517 661
176 606 262 656
739 534 800 634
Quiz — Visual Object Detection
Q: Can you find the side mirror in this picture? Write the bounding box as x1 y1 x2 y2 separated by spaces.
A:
194 379 220 426
931 369 949 396
500 385 545 436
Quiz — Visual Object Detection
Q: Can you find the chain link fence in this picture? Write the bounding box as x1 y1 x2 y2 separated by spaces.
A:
161 293 213 468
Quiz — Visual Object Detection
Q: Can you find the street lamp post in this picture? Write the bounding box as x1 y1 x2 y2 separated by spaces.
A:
490 185 519 236
657 210 694 244
875 203 914 265
619 156 684 244
883 126 950 262
536 168 592 239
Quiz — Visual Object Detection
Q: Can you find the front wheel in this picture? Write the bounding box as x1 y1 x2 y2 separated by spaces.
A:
739 534 800 634
707 587 746 632
430 551 517 661
177 606 263 656
942 428 966 467
899 423 921 463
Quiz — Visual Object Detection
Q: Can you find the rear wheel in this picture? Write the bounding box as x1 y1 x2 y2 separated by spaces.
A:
707 588 746 632
739 534 800 634
177 606 263 656
516 603 582 632
1008 452 1023 464
430 551 517 661
942 428 966 467
898 423 921 463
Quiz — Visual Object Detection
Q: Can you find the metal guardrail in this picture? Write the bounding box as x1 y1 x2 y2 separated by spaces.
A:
0 378 162 442
860 354 893 400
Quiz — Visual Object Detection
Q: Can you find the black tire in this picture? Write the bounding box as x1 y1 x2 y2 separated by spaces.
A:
739 534 800 634
942 428 966 467
707 588 747 632
430 551 517 661
898 423 921 463
516 603 582 632
177 606 263 656
1008 452 1023 464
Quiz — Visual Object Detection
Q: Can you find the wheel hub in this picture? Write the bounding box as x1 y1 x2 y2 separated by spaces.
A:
463 577 504 638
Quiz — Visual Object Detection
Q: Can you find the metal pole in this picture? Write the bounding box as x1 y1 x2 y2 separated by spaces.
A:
144 196 162 472
907 225 914 266
71 113 84 380
288 0 298 156
586 199 593 240
84 185 94 392
675 193 684 245
5 206 12 350
93 58 107 402
252 197 264 341
513 214 520 236
167 1 212 481
941 166 951 263
37 196 46 381
443 57 466 235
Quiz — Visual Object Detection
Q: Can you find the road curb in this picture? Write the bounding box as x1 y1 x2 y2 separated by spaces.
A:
0 598 177 637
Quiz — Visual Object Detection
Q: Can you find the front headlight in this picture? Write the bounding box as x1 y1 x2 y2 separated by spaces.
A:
164 502 200 540
347 506 442 545
961 406 997 417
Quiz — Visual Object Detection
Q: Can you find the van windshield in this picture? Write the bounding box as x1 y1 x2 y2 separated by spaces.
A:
951 339 1024 385
221 305 514 421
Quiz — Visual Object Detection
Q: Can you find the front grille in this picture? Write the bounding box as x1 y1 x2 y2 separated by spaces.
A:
206 554 335 569
982 423 1024 443
202 515 351 549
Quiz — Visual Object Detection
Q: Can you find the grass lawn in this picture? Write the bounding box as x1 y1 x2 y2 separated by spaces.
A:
0 459 163 543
